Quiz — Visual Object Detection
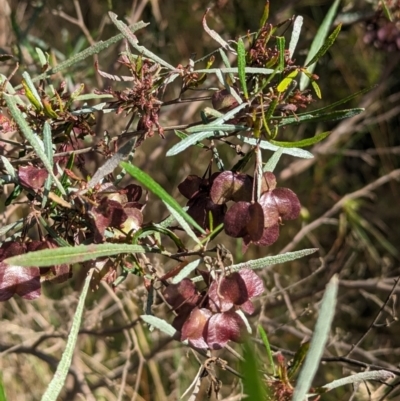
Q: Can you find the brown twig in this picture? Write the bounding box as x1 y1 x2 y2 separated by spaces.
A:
280 169 400 253
346 276 400 358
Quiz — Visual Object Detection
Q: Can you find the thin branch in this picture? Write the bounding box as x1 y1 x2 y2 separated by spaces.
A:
280 169 400 253
346 276 400 357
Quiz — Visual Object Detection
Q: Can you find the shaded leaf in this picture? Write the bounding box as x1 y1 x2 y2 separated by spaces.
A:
270 131 330 148
278 108 364 126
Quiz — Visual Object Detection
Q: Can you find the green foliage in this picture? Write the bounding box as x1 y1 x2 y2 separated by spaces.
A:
40 271 93 401
1 2 397 400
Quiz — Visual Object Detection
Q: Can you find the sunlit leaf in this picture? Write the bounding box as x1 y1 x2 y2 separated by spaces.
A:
289 16 303 58
237 37 248 99
40 270 93 401
311 80 322 99
277 36 285 71
258 325 276 376
5 244 154 267
164 203 201 245
263 148 284 172
171 259 202 284
0 155 16 179
121 162 206 234
141 314 178 338
21 72 43 111
321 370 394 392
300 0 341 90
277 70 299 93
42 122 54 207
192 249 318 282
292 275 338 401
240 341 268 400
167 103 248 156
305 23 342 68
238 136 314 159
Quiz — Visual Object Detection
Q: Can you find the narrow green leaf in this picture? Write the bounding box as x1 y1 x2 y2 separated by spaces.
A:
300 0 341 90
41 270 93 401
263 148 284 172
292 275 339 401
192 248 319 283
258 326 276 376
277 70 298 93
321 370 394 392
141 315 178 338
15 23 149 89
21 72 43 111
186 123 247 133
231 248 318 272
109 12 175 70
305 23 342 67
237 38 248 99
88 137 136 188
238 136 314 159
121 162 206 234
5 244 154 267
270 131 330 148
0 155 16 179
132 224 185 250
35 47 48 67
279 108 364 126
0 219 24 237
5 185 22 206
300 85 374 115
381 0 393 22
194 67 274 74
289 16 303 58
174 130 205 149
164 203 201 245
219 49 235 83
171 259 202 284
42 122 54 207
241 341 268 400
0 373 7 401
311 79 322 99
288 342 309 379
277 37 285 71
258 1 269 30
3 94 66 195
167 103 248 156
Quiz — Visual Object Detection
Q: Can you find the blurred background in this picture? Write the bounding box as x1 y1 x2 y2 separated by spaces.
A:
1 0 400 400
